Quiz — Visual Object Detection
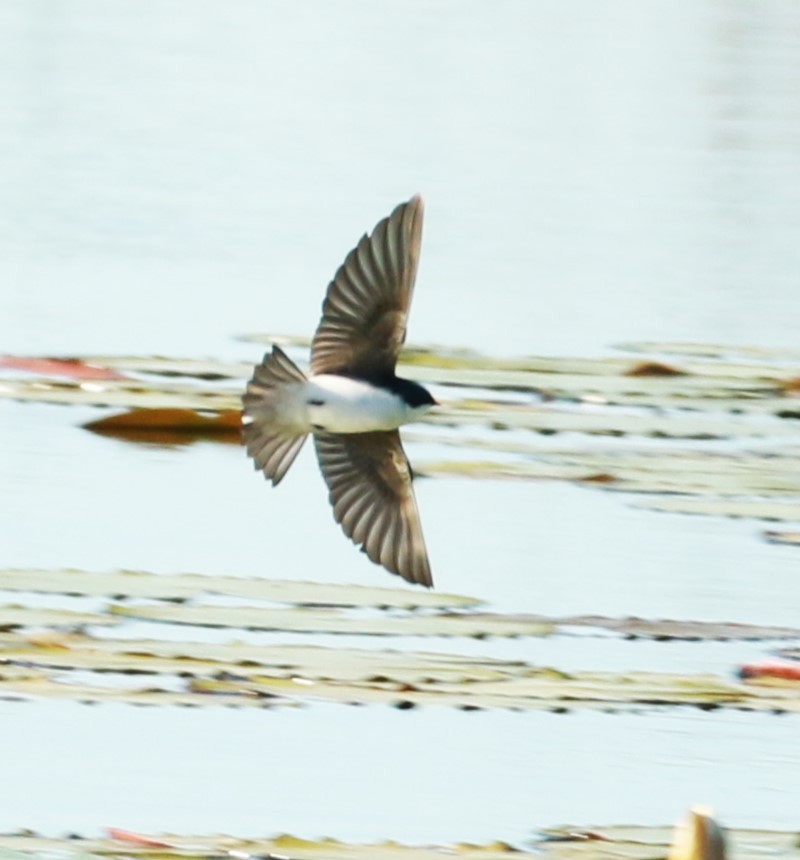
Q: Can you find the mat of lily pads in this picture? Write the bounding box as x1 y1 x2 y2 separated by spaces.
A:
1 569 799 713
0 824 797 860
3 340 800 543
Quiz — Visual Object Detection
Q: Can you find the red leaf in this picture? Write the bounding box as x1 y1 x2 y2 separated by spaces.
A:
0 356 125 380
739 660 800 682
107 828 173 847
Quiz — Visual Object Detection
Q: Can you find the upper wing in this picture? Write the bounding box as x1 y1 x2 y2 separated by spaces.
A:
310 196 424 379
313 430 432 587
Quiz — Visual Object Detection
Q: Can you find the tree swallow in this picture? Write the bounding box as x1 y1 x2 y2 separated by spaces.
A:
242 196 437 587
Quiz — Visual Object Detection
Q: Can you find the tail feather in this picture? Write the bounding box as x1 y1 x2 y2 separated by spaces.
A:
246 427 307 486
245 344 307 391
243 345 309 485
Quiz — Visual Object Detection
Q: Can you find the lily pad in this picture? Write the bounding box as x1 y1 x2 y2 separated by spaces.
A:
0 606 117 629
616 340 800 364
189 666 772 712
633 497 800 522
0 634 524 684
537 824 800 860
424 403 799 440
0 569 480 610
78 355 252 379
0 824 797 860
553 615 800 641
0 355 126 380
764 530 800 546
2 630 799 712
83 408 242 441
0 377 242 411
416 448 800 497
108 603 554 638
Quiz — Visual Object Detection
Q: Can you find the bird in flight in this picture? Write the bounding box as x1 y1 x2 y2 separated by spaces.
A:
242 196 436 587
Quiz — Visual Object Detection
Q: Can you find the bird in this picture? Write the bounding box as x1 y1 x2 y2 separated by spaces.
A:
242 195 437 587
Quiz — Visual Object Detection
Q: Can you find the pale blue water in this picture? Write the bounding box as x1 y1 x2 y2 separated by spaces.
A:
1 0 800 843
2 1 800 360
0 701 797 843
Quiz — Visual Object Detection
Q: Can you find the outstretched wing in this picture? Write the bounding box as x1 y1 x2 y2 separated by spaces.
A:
313 429 432 587
310 196 424 380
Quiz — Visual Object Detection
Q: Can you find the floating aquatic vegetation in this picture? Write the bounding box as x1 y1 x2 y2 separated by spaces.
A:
764 530 800 546
1 570 797 641
0 355 127 380
616 340 800 364
83 407 242 444
3 341 800 538
1 628 798 712
0 568 479 609
539 823 799 860
0 822 796 860
416 447 800 497
633 498 800 522
0 570 799 712
107 602 554 638
738 660 800 683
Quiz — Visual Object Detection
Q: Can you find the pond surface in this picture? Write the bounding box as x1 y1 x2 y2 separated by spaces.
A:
2 0 800 845
0 701 797 844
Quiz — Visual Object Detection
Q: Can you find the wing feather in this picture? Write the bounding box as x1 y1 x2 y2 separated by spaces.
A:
313 430 432 587
310 196 424 379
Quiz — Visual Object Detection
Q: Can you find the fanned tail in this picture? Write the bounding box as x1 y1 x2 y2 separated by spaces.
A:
242 345 309 486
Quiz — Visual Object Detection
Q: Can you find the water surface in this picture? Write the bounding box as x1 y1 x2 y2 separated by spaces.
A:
2 0 800 843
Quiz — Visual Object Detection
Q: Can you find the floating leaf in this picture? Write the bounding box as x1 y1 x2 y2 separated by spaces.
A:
84 408 242 442
0 569 480 609
79 356 251 379
739 661 800 683
0 377 241 411
0 355 125 380
0 634 523 684
416 447 800 503
764 530 800 546
106 828 173 847
108 603 553 638
0 670 292 708
543 824 800 860
424 404 798 440
624 361 687 377
553 615 800 641
3 631 799 712
633 498 800 522
191 666 775 712
1 825 795 860
616 340 800 364
0 606 117 629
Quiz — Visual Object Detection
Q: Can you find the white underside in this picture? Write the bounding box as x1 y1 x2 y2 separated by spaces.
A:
301 374 431 433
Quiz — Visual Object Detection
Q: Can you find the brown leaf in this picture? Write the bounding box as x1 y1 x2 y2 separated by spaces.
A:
83 408 242 443
624 361 687 377
579 472 616 484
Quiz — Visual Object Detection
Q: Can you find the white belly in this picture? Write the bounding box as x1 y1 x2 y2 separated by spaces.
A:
305 375 427 433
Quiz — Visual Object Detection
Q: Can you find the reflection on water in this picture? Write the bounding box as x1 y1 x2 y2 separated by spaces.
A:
2 0 800 843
